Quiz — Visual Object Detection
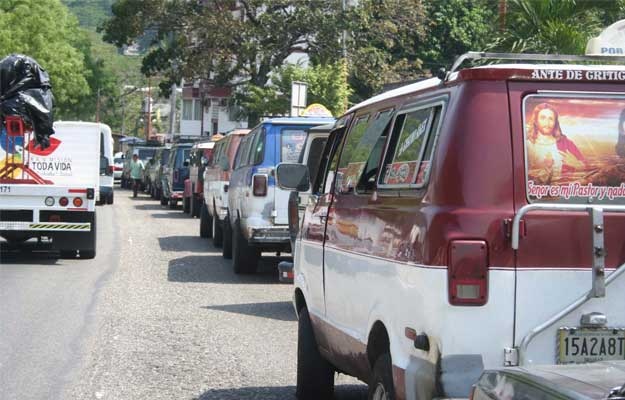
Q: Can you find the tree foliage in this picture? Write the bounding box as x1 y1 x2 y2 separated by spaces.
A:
102 0 345 125
61 0 114 29
417 0 497 71
493 0 625 54
0 0 91 116
238 62 351 118
346 0 427 103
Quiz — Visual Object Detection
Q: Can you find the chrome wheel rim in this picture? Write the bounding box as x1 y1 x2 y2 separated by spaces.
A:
372 383 388 400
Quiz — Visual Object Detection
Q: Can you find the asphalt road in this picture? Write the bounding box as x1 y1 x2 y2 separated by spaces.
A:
0 186 366 400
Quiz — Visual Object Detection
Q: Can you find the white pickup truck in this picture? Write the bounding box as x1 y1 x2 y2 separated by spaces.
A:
0 120 100 258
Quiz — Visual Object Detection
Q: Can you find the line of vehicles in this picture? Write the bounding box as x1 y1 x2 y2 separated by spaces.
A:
120 52 625 400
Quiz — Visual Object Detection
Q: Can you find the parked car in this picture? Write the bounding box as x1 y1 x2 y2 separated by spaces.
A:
276 52 625 400
183 136 222 216
98 123 115 205
471 361 625 400
121 145 158 189
226 117 334 274
161 142 193 208
113 152 124 181
200 129 250 249
148 145 171 200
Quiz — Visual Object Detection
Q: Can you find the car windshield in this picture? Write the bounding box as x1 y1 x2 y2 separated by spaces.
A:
138 148 156 160
114 158 123 164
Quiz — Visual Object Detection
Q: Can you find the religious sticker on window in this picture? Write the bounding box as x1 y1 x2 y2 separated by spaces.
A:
382 108 433 186
524 95 625 203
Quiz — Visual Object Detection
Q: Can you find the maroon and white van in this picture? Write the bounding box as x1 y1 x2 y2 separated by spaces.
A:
278 53 625 400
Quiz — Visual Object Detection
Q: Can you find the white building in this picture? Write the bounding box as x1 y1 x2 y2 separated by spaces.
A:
179 83 247 137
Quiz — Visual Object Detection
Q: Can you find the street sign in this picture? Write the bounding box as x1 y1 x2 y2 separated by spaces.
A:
291 81 307 117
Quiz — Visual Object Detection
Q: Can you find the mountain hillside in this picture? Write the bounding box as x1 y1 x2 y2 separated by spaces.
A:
61 0 113 29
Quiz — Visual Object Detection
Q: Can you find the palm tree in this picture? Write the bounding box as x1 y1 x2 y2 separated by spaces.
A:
492 0 624 54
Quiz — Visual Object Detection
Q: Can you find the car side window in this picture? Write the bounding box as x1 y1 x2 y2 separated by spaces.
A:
250 128 265 165
379 101 444 189
336 110 393 194
234 134 253 169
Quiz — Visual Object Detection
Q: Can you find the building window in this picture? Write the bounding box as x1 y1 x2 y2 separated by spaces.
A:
183 99 193 120
193 99 203 121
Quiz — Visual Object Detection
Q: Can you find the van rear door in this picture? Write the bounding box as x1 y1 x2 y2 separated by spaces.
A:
508 80 625 366
274 127 308 225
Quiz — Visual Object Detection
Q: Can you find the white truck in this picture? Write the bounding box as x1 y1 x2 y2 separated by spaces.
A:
0 120 100 258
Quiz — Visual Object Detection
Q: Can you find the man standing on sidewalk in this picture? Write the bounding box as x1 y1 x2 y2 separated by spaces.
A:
129 153 145 198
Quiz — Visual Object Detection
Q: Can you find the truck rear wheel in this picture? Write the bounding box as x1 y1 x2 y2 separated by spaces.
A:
106 192 114 205
200 203 212 238
183 197 190 214
160 193 168 206
232 219 259 274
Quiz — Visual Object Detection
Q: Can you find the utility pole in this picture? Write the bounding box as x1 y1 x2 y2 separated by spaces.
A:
146 77 152 141
96 87 101 123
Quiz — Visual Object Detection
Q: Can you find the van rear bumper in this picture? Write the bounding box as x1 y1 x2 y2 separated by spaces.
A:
246 226 290 244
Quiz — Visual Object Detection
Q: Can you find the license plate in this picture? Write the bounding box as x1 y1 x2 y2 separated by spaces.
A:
557 327 625 364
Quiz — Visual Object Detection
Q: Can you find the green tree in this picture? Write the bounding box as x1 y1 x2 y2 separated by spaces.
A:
346 0 427 103
102 0 345 125
417 0 497 71
0 0 91 117
493 0 625 54
61 0 114 29
238 62 351 118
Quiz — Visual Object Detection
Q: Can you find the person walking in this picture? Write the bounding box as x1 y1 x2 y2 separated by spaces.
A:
129 153 145 198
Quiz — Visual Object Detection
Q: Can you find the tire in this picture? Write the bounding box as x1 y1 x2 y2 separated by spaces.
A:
222 216 232 259
183 197 190 214
232 219 259 274
106 192 114 205
192 196 201 218
200 203 212 238
169 198 177 209
160 193 168 206
296 308 334 400
212 207 223 247
368 353 396 400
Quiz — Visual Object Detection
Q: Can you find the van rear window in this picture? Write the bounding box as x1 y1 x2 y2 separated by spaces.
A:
281 129 307 162
524 94 625 204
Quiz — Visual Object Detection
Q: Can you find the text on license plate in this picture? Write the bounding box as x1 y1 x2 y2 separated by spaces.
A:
558 328 625 364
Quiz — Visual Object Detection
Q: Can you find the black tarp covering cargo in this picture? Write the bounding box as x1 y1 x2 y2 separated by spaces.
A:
0 54 55 148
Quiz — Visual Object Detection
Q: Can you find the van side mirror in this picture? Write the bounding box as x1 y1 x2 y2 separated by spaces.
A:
276 163 310 192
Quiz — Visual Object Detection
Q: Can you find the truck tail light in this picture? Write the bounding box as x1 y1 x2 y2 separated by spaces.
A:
448 240 489 306
59 197 69 207
73 197 83 207
253 175 267 196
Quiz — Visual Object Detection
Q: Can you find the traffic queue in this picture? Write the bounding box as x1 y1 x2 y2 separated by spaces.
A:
115 51 625 400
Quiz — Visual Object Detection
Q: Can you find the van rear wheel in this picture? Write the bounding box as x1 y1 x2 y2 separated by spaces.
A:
212 207 223 247
200 203 212 238
222 216 232 259
232 220 259 274
368 353 395 400
296 307 334 400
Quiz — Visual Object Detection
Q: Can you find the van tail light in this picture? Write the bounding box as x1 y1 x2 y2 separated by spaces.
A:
288 191 300 237
108 165 114 174
174 170 179 183
448 240 489 306
253 175 267 196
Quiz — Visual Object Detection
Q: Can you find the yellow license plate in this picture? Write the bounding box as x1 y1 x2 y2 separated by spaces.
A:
557 327 625 364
